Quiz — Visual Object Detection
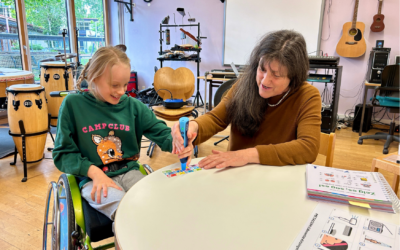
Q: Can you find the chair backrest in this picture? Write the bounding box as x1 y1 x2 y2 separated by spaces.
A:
153 67 195 101
381 65 399 98
319 132 336 167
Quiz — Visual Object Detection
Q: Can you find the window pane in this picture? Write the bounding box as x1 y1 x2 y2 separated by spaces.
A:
25 0 71 81
75 0 105 65
0 1 22 70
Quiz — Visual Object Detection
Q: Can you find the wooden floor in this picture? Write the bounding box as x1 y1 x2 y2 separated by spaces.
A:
0 118 398 249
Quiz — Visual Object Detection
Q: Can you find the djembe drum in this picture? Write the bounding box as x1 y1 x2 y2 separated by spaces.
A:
6 84 49 182
40 62 73 127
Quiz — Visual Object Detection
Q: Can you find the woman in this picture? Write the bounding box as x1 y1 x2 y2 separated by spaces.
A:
172 30 321 169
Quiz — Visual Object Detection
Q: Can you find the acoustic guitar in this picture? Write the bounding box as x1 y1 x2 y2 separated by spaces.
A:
336 0 366 58
370 0 385 32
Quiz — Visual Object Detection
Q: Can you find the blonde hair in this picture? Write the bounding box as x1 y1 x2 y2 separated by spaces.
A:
75 46 130 99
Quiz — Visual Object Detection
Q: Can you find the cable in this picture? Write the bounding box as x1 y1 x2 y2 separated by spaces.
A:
322 0 332 41
308 50 323 56
155 89 173 99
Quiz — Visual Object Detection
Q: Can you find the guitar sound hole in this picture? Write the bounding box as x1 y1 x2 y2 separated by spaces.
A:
376 18 381 22
348 28 358 36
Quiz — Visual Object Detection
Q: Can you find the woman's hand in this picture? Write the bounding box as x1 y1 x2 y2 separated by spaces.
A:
87 165 123 204
177 135 197 166
198 148 260 169
171 121 198 154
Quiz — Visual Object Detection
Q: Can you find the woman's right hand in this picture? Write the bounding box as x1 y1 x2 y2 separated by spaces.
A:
87 165 123 204
171 120 198 155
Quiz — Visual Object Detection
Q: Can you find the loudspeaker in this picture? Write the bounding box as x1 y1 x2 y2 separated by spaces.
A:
367 50 390 83
352 104 373 133
396 55 400 65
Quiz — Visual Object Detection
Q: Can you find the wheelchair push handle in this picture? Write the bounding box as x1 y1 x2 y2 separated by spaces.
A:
50 90 78 97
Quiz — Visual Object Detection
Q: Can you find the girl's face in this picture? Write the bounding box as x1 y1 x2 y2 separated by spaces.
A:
256 59 291 99
94 63 131 105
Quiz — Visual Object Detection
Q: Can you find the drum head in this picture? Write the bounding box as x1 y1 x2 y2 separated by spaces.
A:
6 84 44 92
40 62 72 67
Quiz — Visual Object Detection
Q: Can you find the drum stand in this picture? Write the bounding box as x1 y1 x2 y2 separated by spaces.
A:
9 114 51 182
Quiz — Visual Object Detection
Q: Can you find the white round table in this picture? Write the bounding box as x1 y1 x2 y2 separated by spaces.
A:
114 158 400 250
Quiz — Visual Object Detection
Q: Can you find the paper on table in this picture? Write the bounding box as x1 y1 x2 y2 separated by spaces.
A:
288 203 400 250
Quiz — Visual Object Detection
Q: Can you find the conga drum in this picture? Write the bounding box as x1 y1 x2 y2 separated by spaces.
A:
6 84 49 170
0 68 35 111
40 62 73 127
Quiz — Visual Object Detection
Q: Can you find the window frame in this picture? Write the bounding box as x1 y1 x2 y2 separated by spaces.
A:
13 0 110 70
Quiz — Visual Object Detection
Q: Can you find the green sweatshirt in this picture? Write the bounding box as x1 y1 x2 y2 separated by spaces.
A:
52 92 172 187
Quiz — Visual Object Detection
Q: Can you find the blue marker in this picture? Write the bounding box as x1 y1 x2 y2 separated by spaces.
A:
179 117 189 171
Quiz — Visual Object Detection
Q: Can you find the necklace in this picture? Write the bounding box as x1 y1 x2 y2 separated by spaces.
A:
267 88 291 107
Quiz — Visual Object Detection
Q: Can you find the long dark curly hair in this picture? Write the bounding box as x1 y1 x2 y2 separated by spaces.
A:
226 30 309 137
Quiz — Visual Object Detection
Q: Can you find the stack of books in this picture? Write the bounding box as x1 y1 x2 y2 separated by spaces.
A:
306 164 400 213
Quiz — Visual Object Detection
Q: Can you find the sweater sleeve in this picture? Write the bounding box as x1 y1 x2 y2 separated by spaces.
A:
140 103 173 152
52 102 94 176
255 92 321 166
193 86 234 145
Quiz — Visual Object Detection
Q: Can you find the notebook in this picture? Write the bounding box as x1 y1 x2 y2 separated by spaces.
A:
306 164 400 213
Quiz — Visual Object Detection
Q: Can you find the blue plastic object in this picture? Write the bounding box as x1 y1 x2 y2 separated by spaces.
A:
179 117 189 171
375 96 399 107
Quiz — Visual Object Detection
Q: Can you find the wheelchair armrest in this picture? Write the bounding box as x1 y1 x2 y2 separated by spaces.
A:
66 174 86 234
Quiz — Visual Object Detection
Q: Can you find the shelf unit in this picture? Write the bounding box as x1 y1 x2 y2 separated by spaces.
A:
158 23 203 107
308 65 343 134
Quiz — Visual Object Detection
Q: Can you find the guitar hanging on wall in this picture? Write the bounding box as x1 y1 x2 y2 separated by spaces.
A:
336 0 366 58
370 0 385 32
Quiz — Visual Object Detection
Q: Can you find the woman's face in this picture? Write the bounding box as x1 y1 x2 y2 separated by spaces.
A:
94 63 130 105
256 59 291 99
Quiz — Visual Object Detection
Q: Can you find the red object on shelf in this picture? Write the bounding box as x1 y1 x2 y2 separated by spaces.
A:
127 71 138 97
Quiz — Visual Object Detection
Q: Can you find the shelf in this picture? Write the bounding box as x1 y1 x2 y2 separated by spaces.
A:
170 47 202 52
157 58 201 62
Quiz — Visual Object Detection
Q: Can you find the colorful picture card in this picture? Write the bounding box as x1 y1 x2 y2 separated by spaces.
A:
162 164 202 178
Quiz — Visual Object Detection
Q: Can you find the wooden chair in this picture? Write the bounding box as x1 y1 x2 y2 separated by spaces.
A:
371 153 400 196
319 132 336 167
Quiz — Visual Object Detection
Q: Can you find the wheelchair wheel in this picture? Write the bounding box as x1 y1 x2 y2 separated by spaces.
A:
43 174 77 250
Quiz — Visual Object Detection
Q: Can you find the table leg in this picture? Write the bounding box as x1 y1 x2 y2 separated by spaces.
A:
370 159 379 172
359 85 369 136
204 73 208 115
209 80 213 111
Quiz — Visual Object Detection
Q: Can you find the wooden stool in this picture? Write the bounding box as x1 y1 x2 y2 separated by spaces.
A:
371 153 400 196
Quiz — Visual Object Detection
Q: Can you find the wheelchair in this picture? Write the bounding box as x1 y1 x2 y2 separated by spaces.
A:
43 163 153 250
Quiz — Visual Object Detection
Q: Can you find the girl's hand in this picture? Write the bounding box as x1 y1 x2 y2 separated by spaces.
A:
171 121 198 154
198 148 260 169
87 165 123 203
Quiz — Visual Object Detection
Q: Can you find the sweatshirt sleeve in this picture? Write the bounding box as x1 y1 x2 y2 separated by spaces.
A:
193 86 234 145
140 103 173 152
255 92 321 166
52 102 94 176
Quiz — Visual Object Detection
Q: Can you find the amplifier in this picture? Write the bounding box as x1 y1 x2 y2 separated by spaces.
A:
352 104 373 133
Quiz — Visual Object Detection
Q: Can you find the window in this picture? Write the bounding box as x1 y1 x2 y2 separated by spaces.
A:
75 0 106 65
24 0 70 81
0 1 22 70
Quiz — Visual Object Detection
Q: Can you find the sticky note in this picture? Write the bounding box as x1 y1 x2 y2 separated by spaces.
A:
349 201 371 208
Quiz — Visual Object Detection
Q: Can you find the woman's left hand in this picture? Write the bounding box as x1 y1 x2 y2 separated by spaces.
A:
198 148 259 169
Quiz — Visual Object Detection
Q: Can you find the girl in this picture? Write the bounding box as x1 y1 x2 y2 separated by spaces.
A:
53 46 172 220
